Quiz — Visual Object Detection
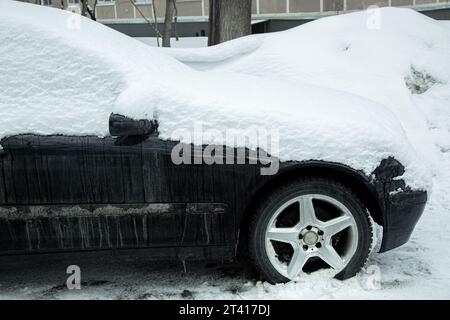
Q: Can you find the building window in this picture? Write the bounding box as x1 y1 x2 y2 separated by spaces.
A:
41 0 52 5
135 0 152 4
97 0 115 4
68 0 80 4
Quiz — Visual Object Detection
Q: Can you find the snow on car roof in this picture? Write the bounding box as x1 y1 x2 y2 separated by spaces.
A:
1 0 444 190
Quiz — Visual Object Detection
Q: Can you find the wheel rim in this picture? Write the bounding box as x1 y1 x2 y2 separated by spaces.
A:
264 194 359 281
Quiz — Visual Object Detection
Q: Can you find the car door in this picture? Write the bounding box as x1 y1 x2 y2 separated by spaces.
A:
0 133 238 254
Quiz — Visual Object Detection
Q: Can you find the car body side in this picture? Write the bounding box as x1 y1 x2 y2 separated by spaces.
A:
0 134 426 258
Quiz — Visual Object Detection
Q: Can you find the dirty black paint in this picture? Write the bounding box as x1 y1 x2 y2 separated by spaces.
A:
0 203 229 252
0 134 427 257
0 135 256 255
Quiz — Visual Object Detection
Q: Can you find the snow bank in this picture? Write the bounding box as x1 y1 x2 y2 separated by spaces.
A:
0 1 440 190
159 33 269 69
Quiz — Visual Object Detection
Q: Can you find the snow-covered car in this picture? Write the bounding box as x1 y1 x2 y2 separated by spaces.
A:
1 1 444 284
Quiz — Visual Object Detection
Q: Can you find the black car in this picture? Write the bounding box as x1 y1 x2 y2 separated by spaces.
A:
0 114 427 283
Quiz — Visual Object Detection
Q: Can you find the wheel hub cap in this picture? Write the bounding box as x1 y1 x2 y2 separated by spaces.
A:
302 230 319 245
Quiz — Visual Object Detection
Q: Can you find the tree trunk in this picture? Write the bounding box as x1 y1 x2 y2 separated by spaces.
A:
208 0 252 46
80 0 88 17
80 0 96 20
163 0 176 48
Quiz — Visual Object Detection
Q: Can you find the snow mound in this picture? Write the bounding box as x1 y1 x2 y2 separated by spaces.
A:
159 33 269 70
0 1 440 190
0 0 187 138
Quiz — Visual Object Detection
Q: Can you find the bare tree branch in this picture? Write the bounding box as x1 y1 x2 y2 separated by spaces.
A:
129 0 161 47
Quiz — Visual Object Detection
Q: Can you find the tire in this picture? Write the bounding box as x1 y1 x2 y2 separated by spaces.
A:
248 177 372 284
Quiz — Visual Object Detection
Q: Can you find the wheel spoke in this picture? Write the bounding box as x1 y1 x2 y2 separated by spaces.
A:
266 227 298 244
298 196 316 226
287 247 309 278
319 244 345 270
322 215 353 237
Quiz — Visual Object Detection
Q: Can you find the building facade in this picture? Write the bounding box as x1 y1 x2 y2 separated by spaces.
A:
17 0 450 37
19 0 450 20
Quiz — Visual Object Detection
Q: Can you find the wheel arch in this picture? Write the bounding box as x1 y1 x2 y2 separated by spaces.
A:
237 161 383 252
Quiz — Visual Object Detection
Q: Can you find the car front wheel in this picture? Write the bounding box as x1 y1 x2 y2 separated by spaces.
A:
248 177 373 284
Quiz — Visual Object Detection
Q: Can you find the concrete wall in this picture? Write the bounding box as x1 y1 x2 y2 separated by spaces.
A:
391 0 414 6
348 0 385 10
176 0 203 16
96 4 116 20
323 0 345 12
115 1 135 19
289 0 321 13
259 0 287 14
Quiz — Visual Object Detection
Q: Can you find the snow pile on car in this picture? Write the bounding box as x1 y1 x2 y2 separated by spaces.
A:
0 0 187 139
0 0 445 190
163 8 450 186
